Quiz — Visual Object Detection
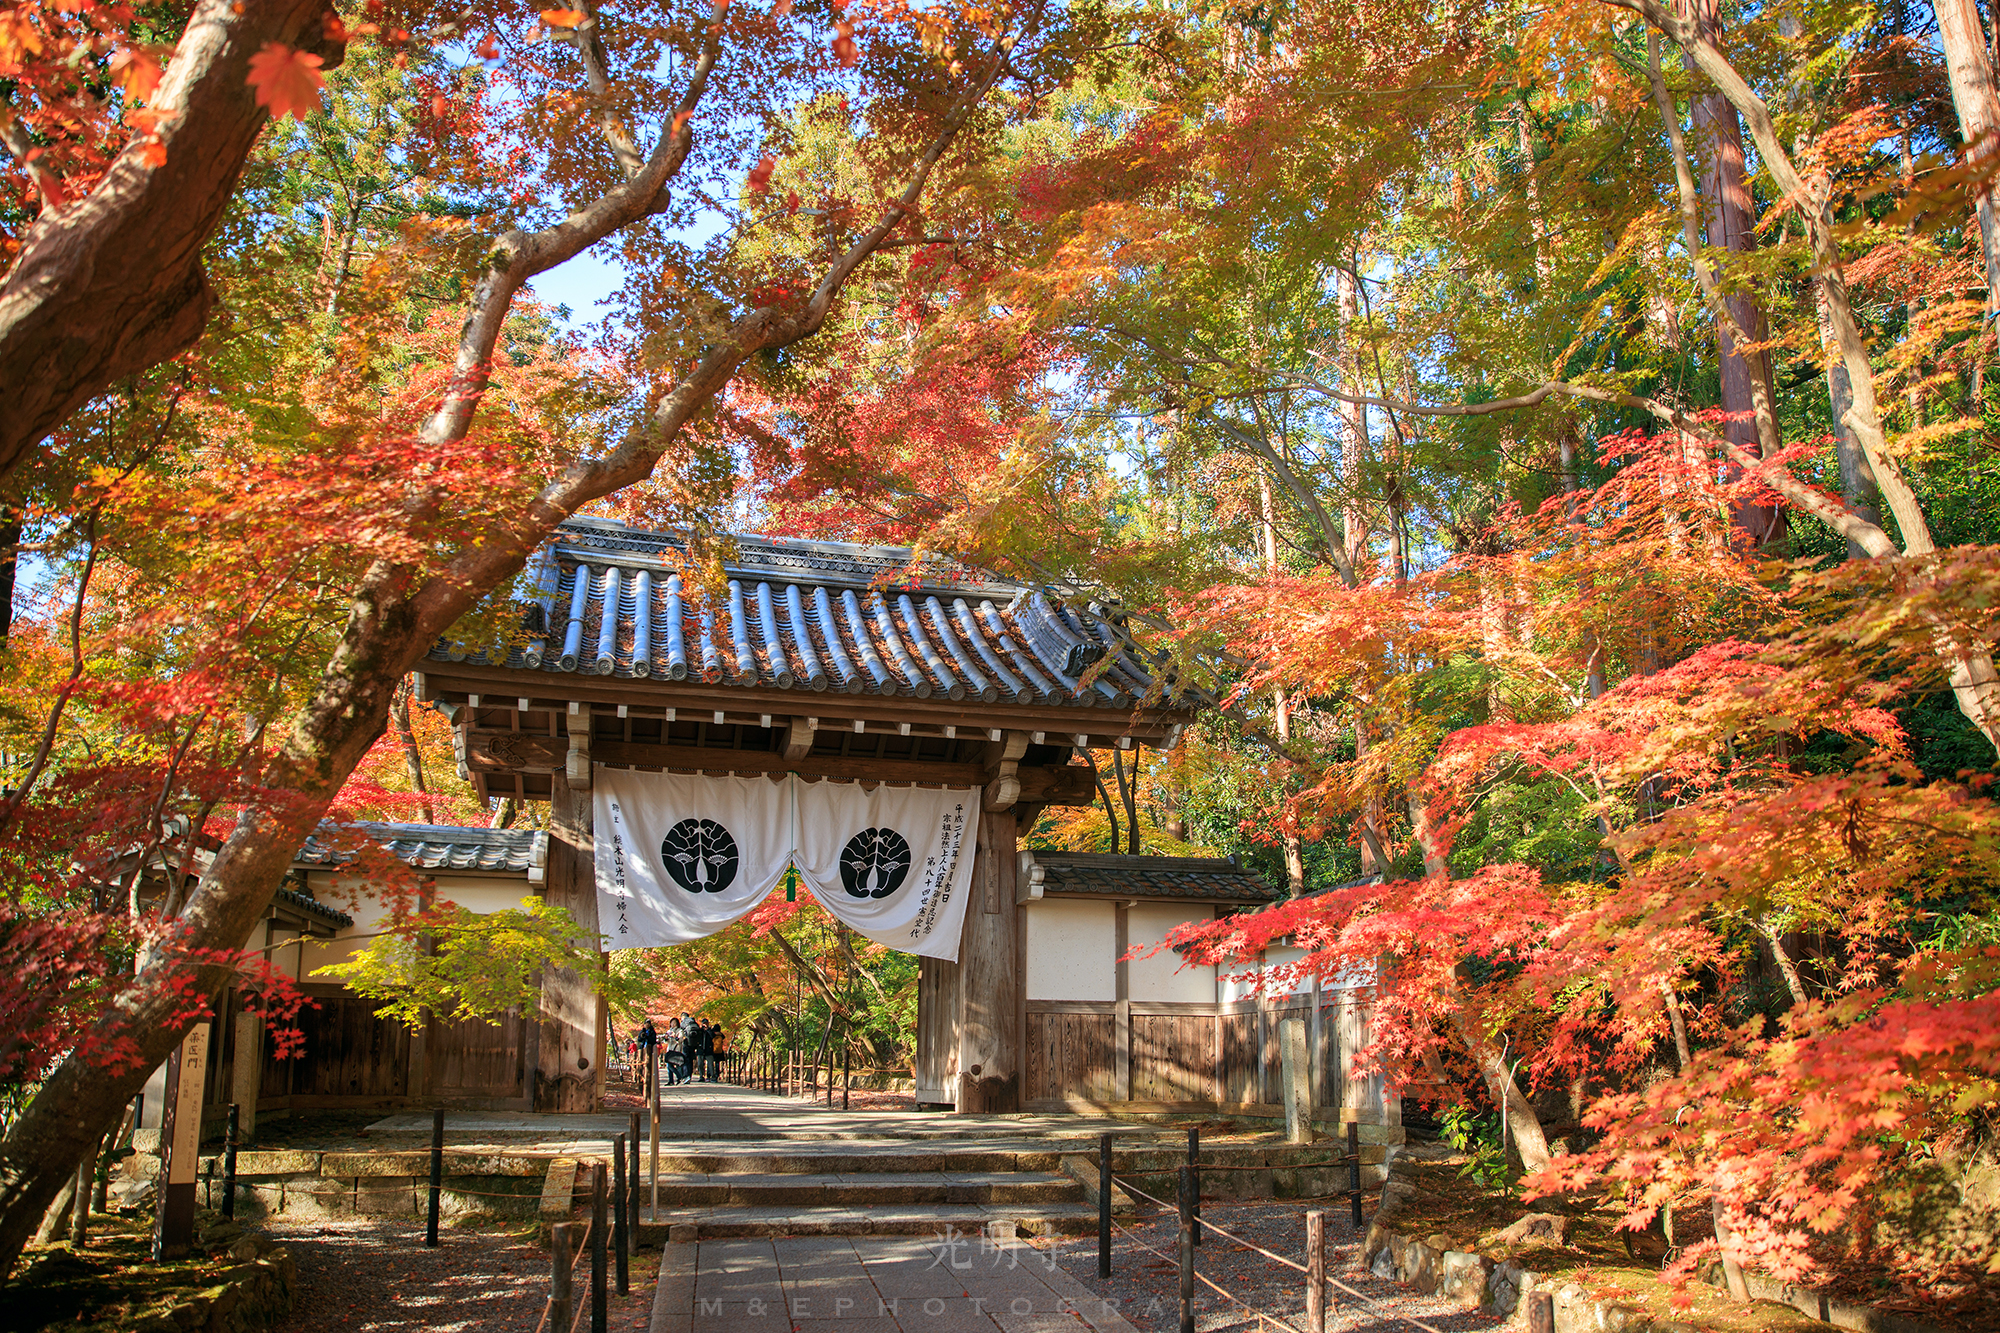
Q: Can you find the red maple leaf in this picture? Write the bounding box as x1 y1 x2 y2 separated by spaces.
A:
246 43 325 121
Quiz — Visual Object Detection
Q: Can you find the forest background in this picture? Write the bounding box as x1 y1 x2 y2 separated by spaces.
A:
0 0 1997 1317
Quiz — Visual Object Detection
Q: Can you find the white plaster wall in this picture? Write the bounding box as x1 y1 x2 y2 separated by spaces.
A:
1264 943 1315 996
1127 903 1216 1003
1025 899 1116 1001
1219 959 1263 1003
431 878 532 915
303 872 532 975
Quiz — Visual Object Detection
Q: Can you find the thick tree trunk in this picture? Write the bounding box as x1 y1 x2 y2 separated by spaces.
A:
1449 1014 1553 1175
1682 0 1784 549
1936 0 2000 317
0 14 1015 1273
0 1 344 483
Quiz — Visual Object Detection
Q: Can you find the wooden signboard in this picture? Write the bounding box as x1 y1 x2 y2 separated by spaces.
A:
152 1022 209 1259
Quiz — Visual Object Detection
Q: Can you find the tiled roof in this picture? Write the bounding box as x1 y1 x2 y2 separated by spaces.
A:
275 885 353 927
297 823 548 882
429 519 1177 710
1019 851 1279 904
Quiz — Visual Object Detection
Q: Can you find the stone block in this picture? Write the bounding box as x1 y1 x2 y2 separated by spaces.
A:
668 1222 699 1243
1355 1123 1406 1146
354 1176 418 1217
227 1151 323 1176
285 1176 356 1219
319 1151 429 1176
1401 1239 1440 1294
1437 1250 1491 1309
539 1158 579 1222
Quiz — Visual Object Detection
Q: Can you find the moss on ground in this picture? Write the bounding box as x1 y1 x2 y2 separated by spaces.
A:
1384 1151 1989 1332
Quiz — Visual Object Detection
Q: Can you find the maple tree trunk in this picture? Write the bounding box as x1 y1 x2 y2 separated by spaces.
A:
391 680 437 824
1812 283 1881 555
1681 0 1784 550
0 0 345 484
0 1 1018 1264
1447 1014 1553 1175
1936 0 2000 318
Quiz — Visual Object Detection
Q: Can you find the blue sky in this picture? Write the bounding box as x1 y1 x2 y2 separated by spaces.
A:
532 244 628 328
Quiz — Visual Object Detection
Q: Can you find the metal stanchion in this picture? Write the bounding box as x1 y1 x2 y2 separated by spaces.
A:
612 1133 629 1294
591 1163 608 1333
1177 1165 1196 1333
425 1109 444 1247
1097 1133 1113 1278
1188 1124 1201 1245
1348 1121 1363 1229
221 1104 239 1221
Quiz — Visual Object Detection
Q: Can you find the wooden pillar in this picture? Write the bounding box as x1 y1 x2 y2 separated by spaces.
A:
230 1008 263 1140
955 807 1021 1112
538 774 602 1112
1113 902 1132 1102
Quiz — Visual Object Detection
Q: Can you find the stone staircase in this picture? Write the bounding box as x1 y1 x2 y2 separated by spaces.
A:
616 1125 1375 1242
629 1135 1108 1241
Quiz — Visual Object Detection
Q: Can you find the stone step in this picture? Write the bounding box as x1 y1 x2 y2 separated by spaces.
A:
631 1200 1097 1241
629 1137 1350 1177
641 1170 1085 1207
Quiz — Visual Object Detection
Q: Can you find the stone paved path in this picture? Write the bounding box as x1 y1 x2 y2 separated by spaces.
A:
649 1235 1139 1333
1028 1201 1500 1333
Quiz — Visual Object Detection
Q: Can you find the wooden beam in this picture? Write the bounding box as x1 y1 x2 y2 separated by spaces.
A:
462 730 1094 801
981 730 1032 811
420 662 1187 740
783 716 817 762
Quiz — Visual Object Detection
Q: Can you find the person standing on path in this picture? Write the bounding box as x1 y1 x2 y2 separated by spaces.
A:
637 1017 658 1086
709 1024 727 1082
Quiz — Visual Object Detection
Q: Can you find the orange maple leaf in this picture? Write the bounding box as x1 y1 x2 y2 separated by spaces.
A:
247 42 325 121
541 8 588 27
110 48 163 102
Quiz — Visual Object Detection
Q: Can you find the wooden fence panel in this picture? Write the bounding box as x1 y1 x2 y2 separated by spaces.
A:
1025 1010 1116 1102
298 992 409 1099
431 1010 526 1102
1130 1013 1216 1103
1219 1011 1259 1104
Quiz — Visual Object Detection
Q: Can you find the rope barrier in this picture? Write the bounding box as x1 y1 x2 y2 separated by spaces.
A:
1104 1213 1313 1333
1101 1180 1452 1333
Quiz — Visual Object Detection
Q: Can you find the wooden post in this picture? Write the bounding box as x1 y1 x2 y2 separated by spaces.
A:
591 1162 608 1333
1526 1290 1554 1333
612 1133 628 1294
538 775 602 1112
1280 1017 1311 1144
627 1112 641 1245
549 1222 575 1333
425 1108 444 1246
152 1021 209 1260
1187 1125 1201 1245
1177 1165 1196 1333
1306 1210 1326 1333
956 806 1022 1112
649 1057 661 1222
221 1104 240 1221
842 1041 850 1110
230 1009 262 1141
1097 1133 1112 1278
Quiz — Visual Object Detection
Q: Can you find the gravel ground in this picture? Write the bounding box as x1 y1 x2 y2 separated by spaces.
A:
269 1219 660 1333
1025 1199 1500 1333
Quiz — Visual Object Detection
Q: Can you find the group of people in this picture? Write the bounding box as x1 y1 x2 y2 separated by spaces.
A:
630 1014 728 1085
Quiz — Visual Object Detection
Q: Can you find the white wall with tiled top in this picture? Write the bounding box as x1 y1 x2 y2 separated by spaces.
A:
1024 898 1117 1000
